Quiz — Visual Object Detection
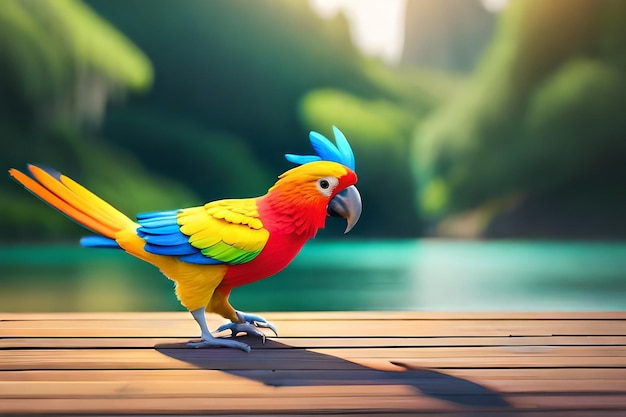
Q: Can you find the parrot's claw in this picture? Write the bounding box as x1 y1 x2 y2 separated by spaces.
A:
216 322 267 342
253 320 278 336
237 311 278 336
216 312 277 342
186 335 251 353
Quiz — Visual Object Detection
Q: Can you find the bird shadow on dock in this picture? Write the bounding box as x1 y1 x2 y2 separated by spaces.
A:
156 337 512 411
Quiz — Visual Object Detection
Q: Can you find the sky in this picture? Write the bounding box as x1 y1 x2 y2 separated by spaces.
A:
309 0 508 65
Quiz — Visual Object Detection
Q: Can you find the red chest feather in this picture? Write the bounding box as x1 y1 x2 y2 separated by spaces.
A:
221 232 309 289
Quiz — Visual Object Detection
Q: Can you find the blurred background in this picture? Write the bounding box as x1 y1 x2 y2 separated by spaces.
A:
1 0 625 312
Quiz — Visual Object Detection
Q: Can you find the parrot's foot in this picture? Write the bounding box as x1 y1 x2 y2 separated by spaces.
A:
187 333 251 353
216 311 278 340
187 308 251 352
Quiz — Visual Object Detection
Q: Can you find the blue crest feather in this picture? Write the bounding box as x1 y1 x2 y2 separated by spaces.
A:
285 126 355 170
284 154 321 165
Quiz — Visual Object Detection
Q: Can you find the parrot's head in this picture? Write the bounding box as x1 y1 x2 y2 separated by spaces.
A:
267 161 361 234
261 127 362 237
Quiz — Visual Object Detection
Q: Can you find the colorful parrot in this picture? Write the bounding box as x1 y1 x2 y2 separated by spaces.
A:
9 126 361 352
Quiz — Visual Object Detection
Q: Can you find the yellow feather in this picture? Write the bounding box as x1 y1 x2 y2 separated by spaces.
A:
178 207 204 219
179 211 209 226
248 219 263 230
61 175 135 229
220 224 257 247
190 235 222 248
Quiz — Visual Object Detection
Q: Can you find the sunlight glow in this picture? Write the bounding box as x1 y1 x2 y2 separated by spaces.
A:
309 0 509 65
481 0 510 13
309 0 407 65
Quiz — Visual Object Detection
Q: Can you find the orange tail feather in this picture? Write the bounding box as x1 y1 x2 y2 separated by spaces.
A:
9 165 136 238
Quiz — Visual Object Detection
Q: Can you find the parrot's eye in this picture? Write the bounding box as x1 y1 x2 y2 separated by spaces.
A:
316 176 339 197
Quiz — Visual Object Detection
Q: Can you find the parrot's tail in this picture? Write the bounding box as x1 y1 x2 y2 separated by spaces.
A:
9 165 137 244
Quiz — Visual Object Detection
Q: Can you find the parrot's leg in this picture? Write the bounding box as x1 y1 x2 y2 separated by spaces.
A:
187 307 251 352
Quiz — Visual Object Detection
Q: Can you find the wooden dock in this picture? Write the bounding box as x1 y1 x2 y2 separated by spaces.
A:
1 311 626 416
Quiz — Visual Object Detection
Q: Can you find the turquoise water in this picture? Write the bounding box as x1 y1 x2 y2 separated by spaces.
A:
0 240 624 312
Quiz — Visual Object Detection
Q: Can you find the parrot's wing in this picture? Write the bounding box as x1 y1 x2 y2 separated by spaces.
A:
136 198 269 265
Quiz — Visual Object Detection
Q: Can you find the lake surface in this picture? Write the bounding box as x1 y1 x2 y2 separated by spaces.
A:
0 240 625 312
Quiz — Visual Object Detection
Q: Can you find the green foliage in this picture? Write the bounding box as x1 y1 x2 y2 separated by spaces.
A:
413 0 626 225
0 0 151 123
300 89 415 145
0 0 196 240
523 59 626 187
102 108 275 200
361 60 466 112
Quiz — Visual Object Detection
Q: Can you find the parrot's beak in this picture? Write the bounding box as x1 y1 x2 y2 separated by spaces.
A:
327 185 362 234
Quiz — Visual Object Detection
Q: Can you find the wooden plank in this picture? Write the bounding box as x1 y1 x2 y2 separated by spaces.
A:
0 312 186 321
7 344 624 359
2 394 626 413
2 348 626 371
510 394 626 410
446 368 626 380
3 335 625 349
301 345 626 358
0 348 401 371
1 376 626 398
389 357 626 369
4 343 626 360
3 311 626 321
0 396 461 414
0 381 418 399
2 319 625 337
2 368 626 383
